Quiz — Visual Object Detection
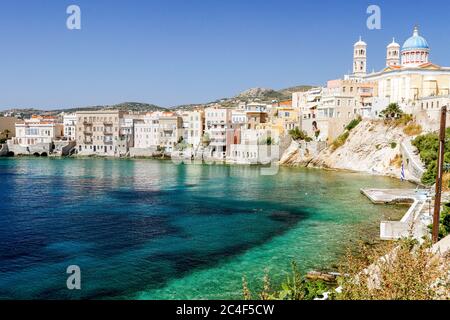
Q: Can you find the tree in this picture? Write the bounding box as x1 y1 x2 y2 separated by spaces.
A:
380 103 403 119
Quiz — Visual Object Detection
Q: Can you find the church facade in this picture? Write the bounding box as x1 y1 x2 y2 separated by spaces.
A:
357 26 450 114
294 26 450 141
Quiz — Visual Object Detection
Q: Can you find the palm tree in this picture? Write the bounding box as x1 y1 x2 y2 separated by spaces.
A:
381 103 403 119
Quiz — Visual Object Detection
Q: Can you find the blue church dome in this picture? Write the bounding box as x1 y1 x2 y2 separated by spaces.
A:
402 26 429 51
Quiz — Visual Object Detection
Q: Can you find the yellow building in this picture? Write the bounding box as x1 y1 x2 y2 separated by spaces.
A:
270 100 299 135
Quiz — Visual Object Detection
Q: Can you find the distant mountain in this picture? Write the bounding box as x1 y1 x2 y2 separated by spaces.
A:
54 102 166 113
171 84 314 111
2 102 167 118
2 85 315 116
278 85 315 96
235 87 283 100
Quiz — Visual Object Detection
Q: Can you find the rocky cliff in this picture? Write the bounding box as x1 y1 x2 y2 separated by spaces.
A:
280 120 422 181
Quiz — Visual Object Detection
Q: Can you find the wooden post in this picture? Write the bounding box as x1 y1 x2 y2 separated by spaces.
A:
433 106 447 244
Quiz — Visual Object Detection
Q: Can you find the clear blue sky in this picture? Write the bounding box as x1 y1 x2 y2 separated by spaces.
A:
0 0 449 110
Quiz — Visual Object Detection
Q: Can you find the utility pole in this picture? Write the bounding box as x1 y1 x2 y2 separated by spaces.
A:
433 105 447 244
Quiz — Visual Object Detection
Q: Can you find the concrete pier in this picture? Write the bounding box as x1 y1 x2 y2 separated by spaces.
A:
360 188 422 204
361 188 431 240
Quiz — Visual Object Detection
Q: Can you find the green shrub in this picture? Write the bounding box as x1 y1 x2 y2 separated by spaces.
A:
390 142 397 149
428 202 450 240
331 131 350 150
289 127 312 142
242 262 330 300
412 130 450 185
345 116 362 131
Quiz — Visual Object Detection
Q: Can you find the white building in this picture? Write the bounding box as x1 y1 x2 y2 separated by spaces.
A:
133 113 161 149
181 110 204 149
239 101 269 113
11 116 64 154
205 107 232 159
63 113 77 141
231 109 247 124
228 128 280 164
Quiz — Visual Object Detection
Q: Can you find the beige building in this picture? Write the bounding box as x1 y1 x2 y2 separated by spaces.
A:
158 114 183 153
0 117 18 141
76 110 125 156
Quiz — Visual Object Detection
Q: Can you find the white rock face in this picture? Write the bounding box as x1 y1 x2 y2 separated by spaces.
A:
280 120 420 179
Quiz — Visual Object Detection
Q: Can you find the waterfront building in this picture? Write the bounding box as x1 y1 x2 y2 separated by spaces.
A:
118 114 144 155
205 107 232 159
76 110 125 156
9 115 64 154
228 128 280 164
62 113 77 141
133 113 161 149
180 110 204 149
158 113 183 153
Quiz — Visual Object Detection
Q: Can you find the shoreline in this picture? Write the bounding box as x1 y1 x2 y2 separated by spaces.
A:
0 154 411 299
1 153 421 185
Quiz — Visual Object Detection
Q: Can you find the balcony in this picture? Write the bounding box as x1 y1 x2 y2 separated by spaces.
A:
84 131 93 135
83 121 93 126
83 140 93 145
104 130 113 135
104 121 113 126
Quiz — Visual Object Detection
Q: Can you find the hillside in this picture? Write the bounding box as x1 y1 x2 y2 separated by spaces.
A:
280 119 424 181
2 102 166 118
172 84 314 111
1 84 314 115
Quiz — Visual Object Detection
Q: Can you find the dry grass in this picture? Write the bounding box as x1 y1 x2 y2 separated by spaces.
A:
443 172 450 192
403 123 423 136
336 240 450 300
390 154 402 168
331 131 350 151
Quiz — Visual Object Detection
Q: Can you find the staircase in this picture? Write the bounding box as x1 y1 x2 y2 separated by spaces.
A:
400 139 425 182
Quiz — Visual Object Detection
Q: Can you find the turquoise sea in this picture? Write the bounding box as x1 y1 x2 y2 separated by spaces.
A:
0 158 411 299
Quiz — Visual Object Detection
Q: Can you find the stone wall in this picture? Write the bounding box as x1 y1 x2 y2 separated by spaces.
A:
7 141 52 155
0 144 8 156
129 147 158 158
